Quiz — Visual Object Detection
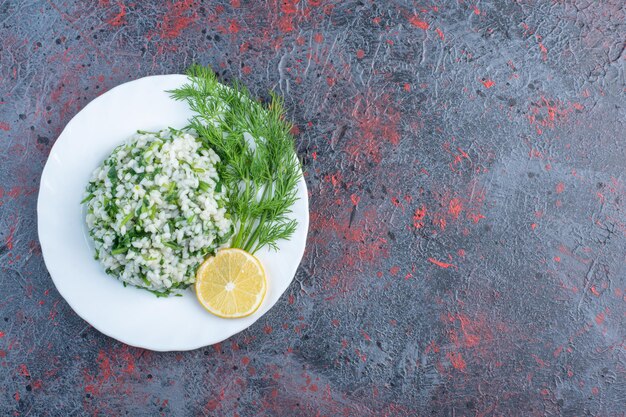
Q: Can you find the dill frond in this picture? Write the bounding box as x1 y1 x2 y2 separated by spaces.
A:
169 65 302 254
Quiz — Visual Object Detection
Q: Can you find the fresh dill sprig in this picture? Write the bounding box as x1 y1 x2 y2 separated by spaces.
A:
170 64 302 254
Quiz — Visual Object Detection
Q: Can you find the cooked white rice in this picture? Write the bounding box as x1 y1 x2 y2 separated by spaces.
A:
83 129 232 294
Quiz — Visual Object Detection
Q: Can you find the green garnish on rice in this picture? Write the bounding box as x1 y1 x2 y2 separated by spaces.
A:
83 65 301 296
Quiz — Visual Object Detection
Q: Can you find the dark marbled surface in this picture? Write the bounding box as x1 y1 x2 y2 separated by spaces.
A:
1 0 625 415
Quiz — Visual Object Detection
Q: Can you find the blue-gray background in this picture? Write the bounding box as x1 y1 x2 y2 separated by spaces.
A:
1 1 625 415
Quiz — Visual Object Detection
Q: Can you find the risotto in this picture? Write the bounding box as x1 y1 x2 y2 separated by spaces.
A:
82 129 232 295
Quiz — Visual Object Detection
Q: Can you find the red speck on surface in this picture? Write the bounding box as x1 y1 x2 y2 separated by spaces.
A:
345 93 401 163
230 0 240 7
436 28 445 40
97 350 112 378
0 332 4 338
277 15 294 33
83 350 114 396
446 313 494 350
360 330 371 342
0 122 10 131
447 351 466 371
425 340 440 354
389 266 400 276
595 312 605 325
228 19 240 33
428 258 454 269
481 79 495 88
433 214 447 231
356 49 365 59
5 226 16 250
532 354 548 368
448 198 463 219
409 15 429 30
107 2 126 27
7 187 20 198
391 197 403 210
527 96 578 134
443 142 471 172
413 205 427 229
119 346 136 375
355 348 367 362
313 33 324 43
403 83 411 92
556 182 565 194
206 399 219 412
18 363 30 377
539 42 548 61
280 0 298 14
350 194 360 206
153 0 198 40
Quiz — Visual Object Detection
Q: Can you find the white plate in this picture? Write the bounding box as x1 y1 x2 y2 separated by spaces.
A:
37 75 309 351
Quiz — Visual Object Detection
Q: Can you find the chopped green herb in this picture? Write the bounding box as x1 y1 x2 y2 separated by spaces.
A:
120 211 134 226
111 247 127 255
198 180 211 192
147 289 169 298
81 193 95 204
163 241 182 250
107 166 117 182
141 275 151 286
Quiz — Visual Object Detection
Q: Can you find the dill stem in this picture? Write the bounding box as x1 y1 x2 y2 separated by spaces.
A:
231 177 253 248
242 181 273 253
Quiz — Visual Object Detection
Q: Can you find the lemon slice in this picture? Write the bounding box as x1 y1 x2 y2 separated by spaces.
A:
195 248 267 318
